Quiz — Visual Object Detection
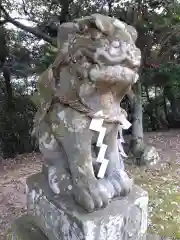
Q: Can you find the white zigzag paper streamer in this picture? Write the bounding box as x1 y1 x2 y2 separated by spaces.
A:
118 114 132 158
89 110 132 177
89 111 109 178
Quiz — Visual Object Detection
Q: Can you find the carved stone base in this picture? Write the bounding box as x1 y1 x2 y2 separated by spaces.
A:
11 215 48 240
10 216 171 240
25 173 148 240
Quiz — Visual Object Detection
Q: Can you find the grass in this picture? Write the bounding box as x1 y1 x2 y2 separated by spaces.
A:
126 160 180 239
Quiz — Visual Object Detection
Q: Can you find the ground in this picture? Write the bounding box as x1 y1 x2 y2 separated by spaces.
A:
127 130 180 239
0 130 180 240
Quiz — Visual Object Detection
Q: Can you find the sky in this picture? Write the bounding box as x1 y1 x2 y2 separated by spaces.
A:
6 0 35 29
6 0 129 29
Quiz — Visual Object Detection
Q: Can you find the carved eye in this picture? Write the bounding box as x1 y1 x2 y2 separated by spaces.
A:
111 41 120 48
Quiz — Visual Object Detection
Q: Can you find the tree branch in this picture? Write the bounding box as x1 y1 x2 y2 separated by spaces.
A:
0 5 57 46
0 19 7 25
59 0 73 23
21 0 29 16
107 0 114 16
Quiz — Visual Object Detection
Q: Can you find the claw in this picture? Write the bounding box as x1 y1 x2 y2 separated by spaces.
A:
106 170 133 198
72 179 110 212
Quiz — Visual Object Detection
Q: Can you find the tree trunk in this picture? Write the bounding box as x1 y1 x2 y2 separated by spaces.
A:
144 84 156 130
2 66 13 109
154 86 160 130
59 0 73 23
130 81 144 153
163 89 168 122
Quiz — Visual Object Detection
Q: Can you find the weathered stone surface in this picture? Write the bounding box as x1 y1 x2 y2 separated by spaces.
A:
31 13 142 212
26 173 148 240
10 215 48 240
140 145 160 166
127 143 160 166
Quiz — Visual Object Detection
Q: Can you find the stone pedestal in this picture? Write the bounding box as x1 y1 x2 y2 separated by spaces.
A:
11 216 170 240
21 173 148 240
11 215 48 240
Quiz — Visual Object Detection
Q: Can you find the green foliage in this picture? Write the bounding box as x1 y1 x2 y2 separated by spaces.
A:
141 62 180 131
34 43 57 73
158 63 180 86
142 63 180 88
0 92 37 158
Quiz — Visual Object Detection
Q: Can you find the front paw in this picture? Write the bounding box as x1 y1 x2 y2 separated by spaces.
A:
72 178 109 212
107 170 133 197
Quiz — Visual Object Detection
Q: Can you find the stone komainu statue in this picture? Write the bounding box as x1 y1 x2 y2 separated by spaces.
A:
32 14 141 213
